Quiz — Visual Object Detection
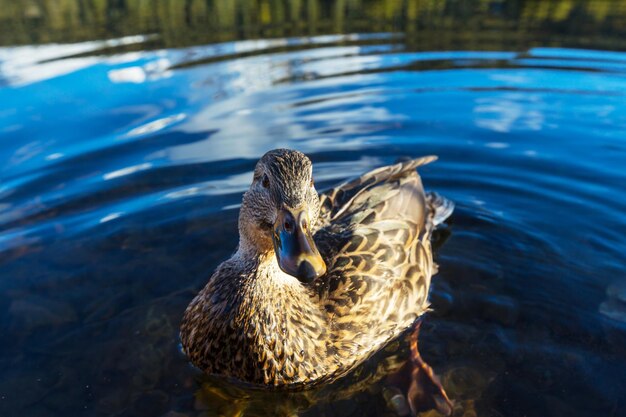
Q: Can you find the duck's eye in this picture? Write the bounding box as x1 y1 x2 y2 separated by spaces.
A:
262 174 270 189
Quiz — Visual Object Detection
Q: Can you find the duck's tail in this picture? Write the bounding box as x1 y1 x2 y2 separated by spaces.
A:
426 191 454 228
398 156 453 228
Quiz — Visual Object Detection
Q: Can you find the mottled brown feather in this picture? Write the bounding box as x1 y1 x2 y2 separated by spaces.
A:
180 152 452 388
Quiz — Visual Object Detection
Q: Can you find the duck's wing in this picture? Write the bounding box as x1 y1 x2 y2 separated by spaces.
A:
312 156 446 362
316 156 437 229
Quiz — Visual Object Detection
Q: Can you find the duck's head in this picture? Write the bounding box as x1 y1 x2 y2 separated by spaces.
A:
239 149 326 283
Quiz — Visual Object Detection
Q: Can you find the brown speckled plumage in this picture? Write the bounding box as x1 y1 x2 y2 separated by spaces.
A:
180 149 453 388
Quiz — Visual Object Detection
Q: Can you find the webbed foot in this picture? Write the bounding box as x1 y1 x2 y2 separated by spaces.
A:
386 322 452 416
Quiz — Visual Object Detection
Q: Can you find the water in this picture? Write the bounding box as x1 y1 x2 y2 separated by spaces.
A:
1 1 626 416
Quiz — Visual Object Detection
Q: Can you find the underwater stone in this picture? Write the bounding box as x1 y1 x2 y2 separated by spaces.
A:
161 412 189 417
442 367 490 399
9 296 77 331
193 396 210 411
20 404 55 417
96 389 131 415
0 370 51 410
382 386 411 416
84 293 132 323
132 390 169 416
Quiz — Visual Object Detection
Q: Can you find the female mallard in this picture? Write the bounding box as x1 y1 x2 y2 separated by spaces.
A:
181 149 453 406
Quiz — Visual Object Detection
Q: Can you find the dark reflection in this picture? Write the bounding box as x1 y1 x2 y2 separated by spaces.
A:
2 0 626 51
192 336 414 417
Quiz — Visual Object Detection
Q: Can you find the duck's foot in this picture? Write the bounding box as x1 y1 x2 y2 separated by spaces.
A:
386 322 452 416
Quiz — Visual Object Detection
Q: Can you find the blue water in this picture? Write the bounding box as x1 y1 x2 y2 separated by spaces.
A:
1 31 626 417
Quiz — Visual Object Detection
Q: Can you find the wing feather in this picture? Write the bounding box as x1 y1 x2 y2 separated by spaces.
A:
312 156 441 364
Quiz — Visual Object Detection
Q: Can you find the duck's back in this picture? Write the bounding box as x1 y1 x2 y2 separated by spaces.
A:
312 156 451 375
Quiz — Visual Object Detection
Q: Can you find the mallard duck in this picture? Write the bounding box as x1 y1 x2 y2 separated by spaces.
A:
181 149 453 396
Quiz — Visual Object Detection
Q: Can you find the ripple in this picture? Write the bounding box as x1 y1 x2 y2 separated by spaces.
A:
1 30 626 417
0 35 158 87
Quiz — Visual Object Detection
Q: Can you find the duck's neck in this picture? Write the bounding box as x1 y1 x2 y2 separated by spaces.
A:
236 213 274 258
235 231 270 260
232 246 317 318
233 245 300 287
227 246 332 384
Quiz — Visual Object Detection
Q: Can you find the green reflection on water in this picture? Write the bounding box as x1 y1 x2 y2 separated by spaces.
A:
2 0 626 50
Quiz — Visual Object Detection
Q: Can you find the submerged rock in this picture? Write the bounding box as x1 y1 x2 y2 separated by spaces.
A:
131 390 169 416
9 296 77 331
382 386 411 416
96 389 131 415
161 411 189 417
0 369 53 412
20 404 55 417
442 367 491 400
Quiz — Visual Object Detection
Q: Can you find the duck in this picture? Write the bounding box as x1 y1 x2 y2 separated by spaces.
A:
180 149 453 411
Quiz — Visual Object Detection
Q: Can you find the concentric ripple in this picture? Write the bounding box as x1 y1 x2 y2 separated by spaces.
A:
0 31 625 417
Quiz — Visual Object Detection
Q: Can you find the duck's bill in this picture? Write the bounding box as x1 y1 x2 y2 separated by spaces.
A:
273 207 326 283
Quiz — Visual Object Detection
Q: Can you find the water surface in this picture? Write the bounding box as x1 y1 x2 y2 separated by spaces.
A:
1 1 625 416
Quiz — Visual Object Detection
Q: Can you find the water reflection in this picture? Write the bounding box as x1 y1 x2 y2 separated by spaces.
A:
2 0 626 51
0 35 155 87
126 114 186 137
474 93 545 133
1 1 626 417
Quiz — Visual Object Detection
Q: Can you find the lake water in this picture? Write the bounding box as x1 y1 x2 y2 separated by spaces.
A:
1 1 625 416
